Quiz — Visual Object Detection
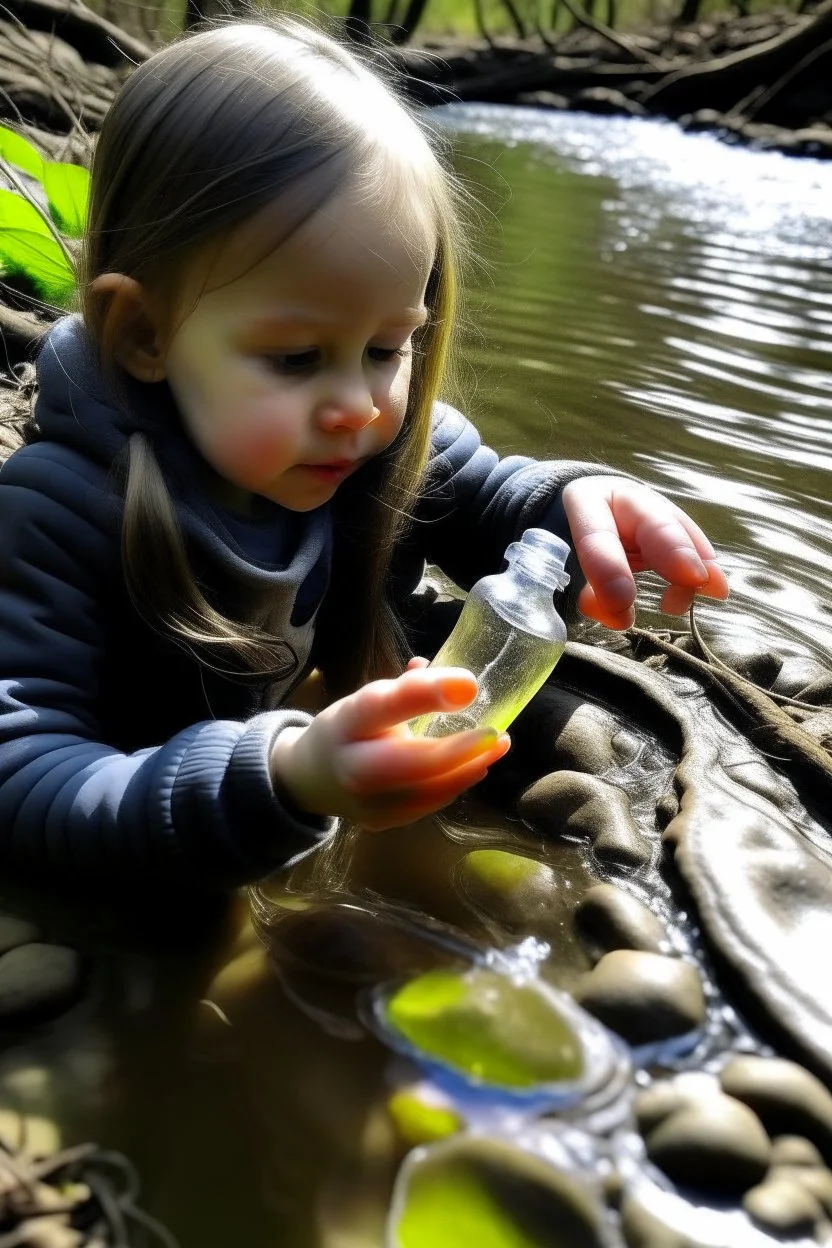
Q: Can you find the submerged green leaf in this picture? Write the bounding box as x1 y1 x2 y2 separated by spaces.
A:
385 968 583 1088
43 161 89 238
0 126 44 181
394 1138 607 1248
398 1162 541 1248
0 189 75 305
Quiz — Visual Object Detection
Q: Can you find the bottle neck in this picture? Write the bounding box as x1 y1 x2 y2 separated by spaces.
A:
507 550 568 594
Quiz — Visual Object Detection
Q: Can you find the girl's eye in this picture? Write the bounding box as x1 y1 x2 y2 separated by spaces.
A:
263 351 320 374
368 346 405 364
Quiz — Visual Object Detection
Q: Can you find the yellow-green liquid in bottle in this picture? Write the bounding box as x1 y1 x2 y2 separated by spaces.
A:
412 528 570 739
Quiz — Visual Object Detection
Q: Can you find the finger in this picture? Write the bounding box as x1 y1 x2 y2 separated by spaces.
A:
634 513 711 588
406 656 431 671
660 560 730 615
577 582 635 631
660 583 696 615
564 493 639 619
359 740 511 831
340 728 510 796
696 558 730 600
341 667 478 740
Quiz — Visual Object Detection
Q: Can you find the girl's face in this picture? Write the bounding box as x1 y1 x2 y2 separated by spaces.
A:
159 186 435 513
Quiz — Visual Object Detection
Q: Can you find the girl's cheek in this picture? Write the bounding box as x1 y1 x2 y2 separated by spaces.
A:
210 420 295 487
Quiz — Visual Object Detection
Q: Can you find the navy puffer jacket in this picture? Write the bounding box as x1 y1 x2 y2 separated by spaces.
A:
0 316 599 888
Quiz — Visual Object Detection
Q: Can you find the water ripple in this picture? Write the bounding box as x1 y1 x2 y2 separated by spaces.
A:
439 105 832 659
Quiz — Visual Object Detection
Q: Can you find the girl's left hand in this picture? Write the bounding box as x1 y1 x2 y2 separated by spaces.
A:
561 477 729 630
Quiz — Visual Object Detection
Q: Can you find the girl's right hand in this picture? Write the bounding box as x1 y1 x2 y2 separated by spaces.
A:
269 666 511 831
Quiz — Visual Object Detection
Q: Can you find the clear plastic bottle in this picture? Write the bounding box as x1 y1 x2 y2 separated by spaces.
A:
411 528 571 738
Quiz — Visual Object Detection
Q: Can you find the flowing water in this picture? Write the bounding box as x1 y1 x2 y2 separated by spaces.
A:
441 106 832 664
6 110 832 1247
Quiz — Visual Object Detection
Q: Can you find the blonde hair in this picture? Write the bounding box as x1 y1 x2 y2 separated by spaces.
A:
77 16 464 694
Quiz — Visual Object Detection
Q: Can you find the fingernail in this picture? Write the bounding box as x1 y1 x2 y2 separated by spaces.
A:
607 576 635 608
681 550 708 581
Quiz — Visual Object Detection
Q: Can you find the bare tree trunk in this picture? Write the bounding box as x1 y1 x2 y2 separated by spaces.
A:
499 0 530 40
389 0 430 43
675 0 702 26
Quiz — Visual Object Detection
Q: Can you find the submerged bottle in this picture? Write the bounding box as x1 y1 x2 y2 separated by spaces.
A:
412 528 571 738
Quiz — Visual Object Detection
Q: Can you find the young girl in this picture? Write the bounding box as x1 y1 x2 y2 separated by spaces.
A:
0 18 728 887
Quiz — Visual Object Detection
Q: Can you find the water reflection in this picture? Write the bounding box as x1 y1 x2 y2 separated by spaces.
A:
440 106 832 661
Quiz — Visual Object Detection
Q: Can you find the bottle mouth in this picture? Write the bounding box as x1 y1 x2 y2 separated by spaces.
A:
506 528 571 591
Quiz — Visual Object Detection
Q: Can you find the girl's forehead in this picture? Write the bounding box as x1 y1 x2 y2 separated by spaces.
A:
199 182 437 304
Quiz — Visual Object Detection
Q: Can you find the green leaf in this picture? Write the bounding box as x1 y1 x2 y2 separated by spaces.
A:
398 1161 541 1248
385 968 583 1089
0 189 75 305
43 162 89 238
0 126 44 181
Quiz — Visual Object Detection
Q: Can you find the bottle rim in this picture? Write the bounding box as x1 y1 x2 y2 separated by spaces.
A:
505 528 571 590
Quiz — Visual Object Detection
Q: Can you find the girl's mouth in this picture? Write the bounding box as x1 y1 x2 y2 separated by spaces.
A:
300 460 356 482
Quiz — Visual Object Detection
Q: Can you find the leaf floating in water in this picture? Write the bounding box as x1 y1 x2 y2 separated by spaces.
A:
385 967 584 1089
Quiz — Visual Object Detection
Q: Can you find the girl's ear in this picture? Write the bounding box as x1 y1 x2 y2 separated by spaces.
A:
89 273 169 383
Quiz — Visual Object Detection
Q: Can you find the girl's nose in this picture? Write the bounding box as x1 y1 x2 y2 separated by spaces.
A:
316 379 380 433
317 401 380 433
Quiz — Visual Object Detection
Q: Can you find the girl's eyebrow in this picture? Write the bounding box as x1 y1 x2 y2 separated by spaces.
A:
241 307 430 336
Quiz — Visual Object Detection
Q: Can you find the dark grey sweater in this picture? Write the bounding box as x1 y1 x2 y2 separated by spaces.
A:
0 316 602 889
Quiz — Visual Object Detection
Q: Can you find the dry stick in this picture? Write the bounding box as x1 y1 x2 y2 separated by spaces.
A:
551 0 669 68
640 0 832 109
628 624 832 789
739 34 832 121
686 607 827 713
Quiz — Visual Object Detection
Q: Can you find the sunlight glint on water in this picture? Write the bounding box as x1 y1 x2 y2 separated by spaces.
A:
436 106 832 661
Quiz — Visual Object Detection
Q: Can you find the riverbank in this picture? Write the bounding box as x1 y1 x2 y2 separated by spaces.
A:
390 5 832 159
0 1 828 172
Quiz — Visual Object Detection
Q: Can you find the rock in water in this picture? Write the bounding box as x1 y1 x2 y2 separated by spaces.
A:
574 951 705 1047
0 944 82 1022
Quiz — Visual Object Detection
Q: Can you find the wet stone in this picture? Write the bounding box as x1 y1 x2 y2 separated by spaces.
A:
771 656 831 700
620 1194 706 1248
722 760 796 809
771 1137 827 1168
720 1057 832 1166
574 951 705 1046
771 1164 832 1219
271 903 453 985
655 792 679 830
456 850 558 934
0 944 82 1023
644 1093 771 1195
611 730 642 765
797 674 832 705
0 914 40 955
513 687 621 776
574 884 669 962
744 1176 823 1237
519 772 651 869
706 637 783 688
634 1076 720 1135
